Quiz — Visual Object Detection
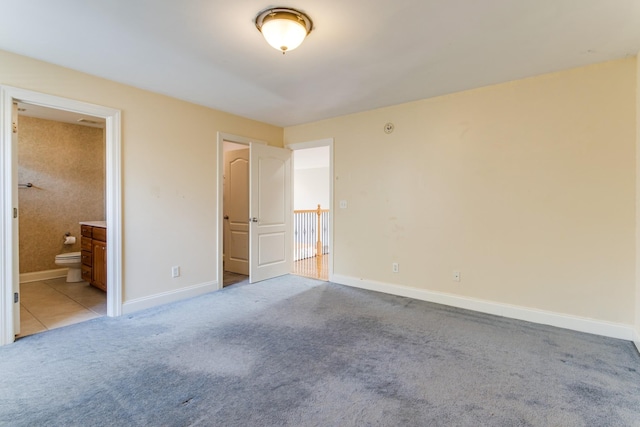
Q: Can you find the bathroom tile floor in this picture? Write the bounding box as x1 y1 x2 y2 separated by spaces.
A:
19 273 247 338
17 277 106 338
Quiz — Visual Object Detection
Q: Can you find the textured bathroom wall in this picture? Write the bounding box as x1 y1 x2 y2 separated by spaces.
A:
18 116 105 273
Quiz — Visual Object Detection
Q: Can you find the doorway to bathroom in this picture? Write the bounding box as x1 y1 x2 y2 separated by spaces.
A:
16 103 107 337
0 86 122 346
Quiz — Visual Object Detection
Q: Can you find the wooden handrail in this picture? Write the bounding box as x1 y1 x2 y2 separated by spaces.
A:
293 208 330 214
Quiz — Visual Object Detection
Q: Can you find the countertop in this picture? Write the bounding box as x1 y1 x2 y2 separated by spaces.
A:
79 221 106 228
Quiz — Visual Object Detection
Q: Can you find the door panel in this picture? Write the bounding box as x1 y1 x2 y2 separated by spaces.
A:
258 232 286 265
250 143 291 283
258 157 285 224
224 149 249 275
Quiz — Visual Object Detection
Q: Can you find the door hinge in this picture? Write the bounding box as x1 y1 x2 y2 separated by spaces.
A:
13 208 17 218
12 101 18 133
14 292 19 303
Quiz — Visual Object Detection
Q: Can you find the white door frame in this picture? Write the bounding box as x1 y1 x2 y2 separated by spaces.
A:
287 138 335 281
216 132 267 288
0 86 122 346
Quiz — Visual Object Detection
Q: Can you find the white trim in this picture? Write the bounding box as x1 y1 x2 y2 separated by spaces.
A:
122 281 218 315
104 108 122 317
0 87 13 345
19 268 67 283
634 329 640 354
0 86 122 346
287 138 334 281
332 274 635 341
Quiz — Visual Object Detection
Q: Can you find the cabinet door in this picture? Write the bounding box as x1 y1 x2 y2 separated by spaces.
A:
81 265 92 283
92 240 107 292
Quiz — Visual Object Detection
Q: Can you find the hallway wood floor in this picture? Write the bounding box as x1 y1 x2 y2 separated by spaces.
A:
293 254 328 281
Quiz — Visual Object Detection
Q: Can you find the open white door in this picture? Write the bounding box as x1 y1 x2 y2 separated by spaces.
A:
11 102 19 336
249 143 291 283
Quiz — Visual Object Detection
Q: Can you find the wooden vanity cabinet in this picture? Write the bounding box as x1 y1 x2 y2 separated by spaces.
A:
81 236 92 283
81 225 107 292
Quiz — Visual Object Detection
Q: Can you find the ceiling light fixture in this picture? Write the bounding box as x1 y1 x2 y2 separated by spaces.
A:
255 7 313 54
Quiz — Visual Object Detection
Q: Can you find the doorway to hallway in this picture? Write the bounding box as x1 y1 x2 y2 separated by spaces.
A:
291 144 331 281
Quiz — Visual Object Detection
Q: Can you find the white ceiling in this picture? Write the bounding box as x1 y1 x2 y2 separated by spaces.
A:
1 1 639 127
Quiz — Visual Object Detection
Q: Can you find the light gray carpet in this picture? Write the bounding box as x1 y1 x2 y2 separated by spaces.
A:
1 275 639 426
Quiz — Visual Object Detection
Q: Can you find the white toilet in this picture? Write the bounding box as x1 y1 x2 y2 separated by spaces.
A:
54 252 83 282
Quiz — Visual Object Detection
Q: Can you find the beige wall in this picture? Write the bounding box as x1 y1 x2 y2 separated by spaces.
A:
18 116 105 273
286 58 636 325
1 49 283 302
3 48 638 331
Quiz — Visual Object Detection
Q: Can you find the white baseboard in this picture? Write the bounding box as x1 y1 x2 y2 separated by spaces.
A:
332 274 635 341
634 329 640 354
20 268 67 283
122 280 218 315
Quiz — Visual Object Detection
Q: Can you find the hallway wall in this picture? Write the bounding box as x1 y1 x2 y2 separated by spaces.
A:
293 146 330 210
293 167 330 210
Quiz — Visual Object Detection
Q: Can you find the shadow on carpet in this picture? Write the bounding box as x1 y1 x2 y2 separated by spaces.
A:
1 275 639 426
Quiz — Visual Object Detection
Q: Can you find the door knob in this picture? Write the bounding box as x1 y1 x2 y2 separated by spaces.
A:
223 215 229 220
250 217 258 222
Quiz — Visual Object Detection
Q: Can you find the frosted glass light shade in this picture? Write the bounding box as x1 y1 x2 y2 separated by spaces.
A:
261 17 307 52
255 8 313 54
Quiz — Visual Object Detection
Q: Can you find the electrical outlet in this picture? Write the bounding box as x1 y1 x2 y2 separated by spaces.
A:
339 200 348 209
172 266 180 278
392 262 399 273
453 270 460 282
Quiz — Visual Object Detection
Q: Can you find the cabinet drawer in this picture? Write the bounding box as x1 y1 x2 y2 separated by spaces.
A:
81 236 92 251
81 250 92 267
81 225 93 238
81 265 92 282
92 227 106 242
